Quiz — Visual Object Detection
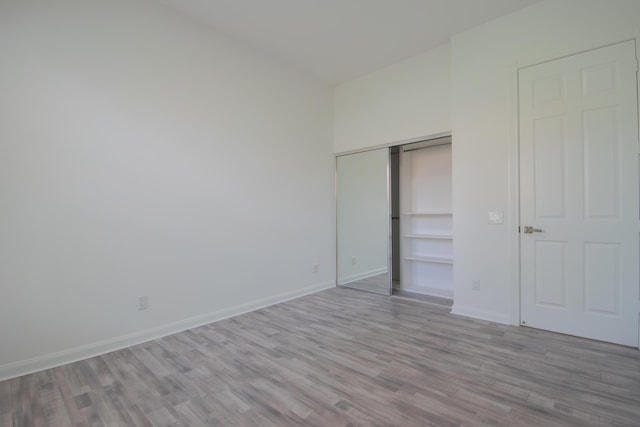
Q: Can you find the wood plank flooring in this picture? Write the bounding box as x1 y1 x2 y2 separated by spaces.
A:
2 287 640 426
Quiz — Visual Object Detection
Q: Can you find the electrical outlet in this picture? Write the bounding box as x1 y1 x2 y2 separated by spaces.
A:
472 280 481 291
137 296 148 311
351 256 357 265
312 263 319 273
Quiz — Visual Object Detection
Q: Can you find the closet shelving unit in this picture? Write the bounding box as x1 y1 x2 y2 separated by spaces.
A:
399 140 453 298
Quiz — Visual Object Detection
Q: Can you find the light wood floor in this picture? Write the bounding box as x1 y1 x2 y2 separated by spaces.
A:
2 287 640 426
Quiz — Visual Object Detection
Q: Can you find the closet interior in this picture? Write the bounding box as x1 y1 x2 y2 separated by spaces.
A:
394 137 453 298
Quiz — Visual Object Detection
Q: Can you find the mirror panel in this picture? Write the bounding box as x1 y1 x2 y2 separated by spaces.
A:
336 148 390 295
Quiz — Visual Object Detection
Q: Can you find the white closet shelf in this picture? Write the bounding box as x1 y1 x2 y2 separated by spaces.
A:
404 234 453 240
402 211 452 216
403 255 453 264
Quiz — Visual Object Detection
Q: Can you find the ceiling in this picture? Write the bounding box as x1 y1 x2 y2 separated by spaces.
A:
154 0 542 85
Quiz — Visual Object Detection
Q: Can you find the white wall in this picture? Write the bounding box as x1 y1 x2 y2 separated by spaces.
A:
333 43 451 153
0 0 334 379
451 0 640 323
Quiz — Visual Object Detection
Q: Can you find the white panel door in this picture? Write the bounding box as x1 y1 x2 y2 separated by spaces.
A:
519 40 640 347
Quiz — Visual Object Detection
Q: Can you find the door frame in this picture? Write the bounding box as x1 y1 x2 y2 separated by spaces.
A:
509 37 640 346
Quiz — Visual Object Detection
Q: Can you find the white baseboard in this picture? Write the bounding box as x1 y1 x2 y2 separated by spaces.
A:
450 304 510 325
0 280 335 382
337 267 387 286
394 285 453 300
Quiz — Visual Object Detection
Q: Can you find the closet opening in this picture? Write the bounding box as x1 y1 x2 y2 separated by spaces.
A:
391 136 453 304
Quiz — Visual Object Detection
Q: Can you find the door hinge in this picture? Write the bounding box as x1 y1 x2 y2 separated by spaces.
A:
518 226 521 233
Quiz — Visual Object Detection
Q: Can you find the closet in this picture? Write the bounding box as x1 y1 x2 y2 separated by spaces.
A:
336 135 452 299
395 137 453 298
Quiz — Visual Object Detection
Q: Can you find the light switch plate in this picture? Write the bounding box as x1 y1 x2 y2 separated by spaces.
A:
488 211 503 224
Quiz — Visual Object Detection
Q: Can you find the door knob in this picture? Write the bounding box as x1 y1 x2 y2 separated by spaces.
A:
523 226 543 234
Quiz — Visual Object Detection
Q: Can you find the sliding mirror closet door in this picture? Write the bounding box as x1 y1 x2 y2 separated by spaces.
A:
336 148 391 295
